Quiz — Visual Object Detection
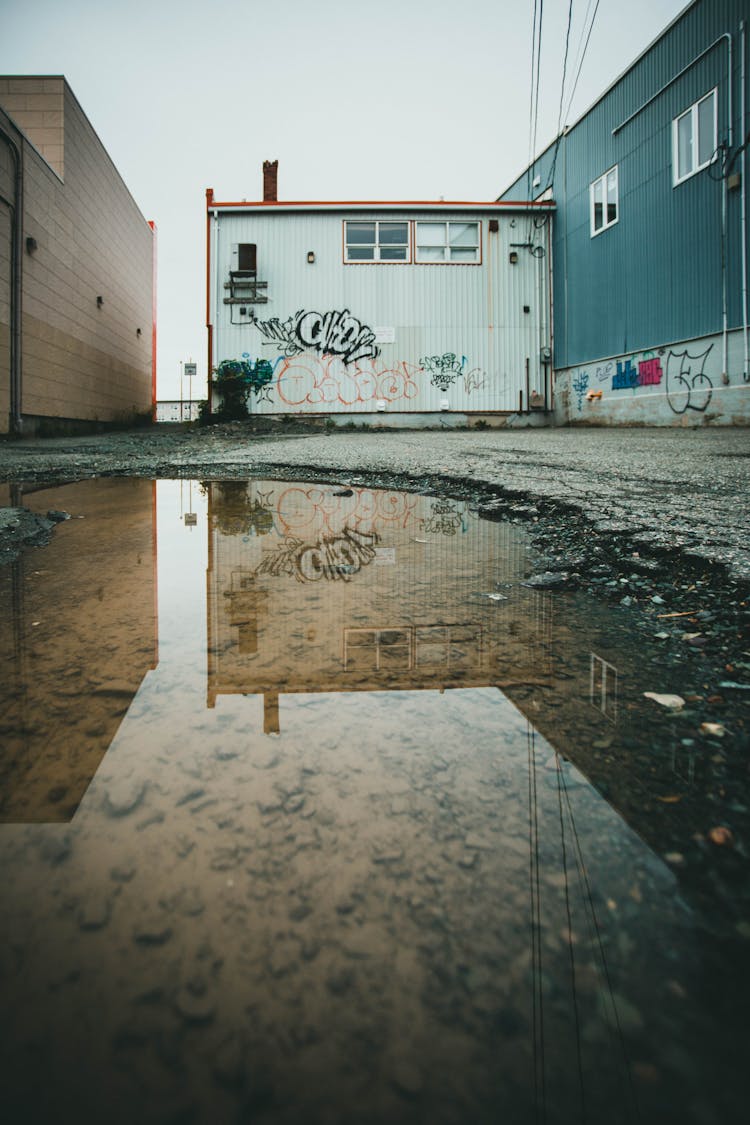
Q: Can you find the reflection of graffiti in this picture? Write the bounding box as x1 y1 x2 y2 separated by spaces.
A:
275 355 421 407
276 486 418 537
255 309 379 365
254 527 380 583
420 499 468 537
572 371 589 410
665 345 714 414
612 356 663 391
419 353 466 391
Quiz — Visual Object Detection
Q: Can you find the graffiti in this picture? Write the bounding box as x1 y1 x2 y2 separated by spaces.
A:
594 360 614 384
275 354 421 407
254 308 380 365
571 371 589 411
275 485 418 537
420 499 468 537
463 367 487 395
419 353 466 391
215 357 274 395
612 356 663 391
254 526 380 583
665 345 714 414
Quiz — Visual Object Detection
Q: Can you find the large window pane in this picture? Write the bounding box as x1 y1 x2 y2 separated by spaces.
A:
677 111 693 179
449 222 478 247
450 248 477 262
346 223 375 245
379 222 408 245
697 93 715 166
416 222 445 246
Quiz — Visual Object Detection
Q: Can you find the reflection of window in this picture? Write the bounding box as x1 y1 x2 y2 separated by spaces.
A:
415 625 481 669
673 89 717 185
345 221 409 262
344 628 412 671
415 221 480 263
589 653 618 722
590 167 618 236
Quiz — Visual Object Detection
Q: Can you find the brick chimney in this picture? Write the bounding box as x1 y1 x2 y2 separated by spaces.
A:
263 160 278 202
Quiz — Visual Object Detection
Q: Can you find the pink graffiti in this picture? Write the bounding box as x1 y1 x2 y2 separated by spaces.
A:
275 485 419 537
275 355 421 407
637 357 663 386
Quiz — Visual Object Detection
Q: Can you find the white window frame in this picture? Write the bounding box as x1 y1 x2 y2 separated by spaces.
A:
414 221 481 264
672 88 718 186
344 220 410 263
589 165 619 237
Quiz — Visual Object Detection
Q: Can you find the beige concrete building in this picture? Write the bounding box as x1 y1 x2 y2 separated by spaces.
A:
0 77 155 435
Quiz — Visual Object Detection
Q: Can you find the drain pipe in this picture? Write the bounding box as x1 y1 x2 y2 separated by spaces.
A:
741 20 749 382
0 121 23 433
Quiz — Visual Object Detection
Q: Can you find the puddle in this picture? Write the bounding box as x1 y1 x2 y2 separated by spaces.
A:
0 478 748 1125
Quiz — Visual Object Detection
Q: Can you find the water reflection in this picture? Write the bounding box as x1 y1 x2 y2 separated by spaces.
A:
0 479 157 822
0 478 744 1125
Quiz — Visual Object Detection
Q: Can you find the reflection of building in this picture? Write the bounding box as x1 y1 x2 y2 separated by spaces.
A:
0 479 157 821
206 481 551 730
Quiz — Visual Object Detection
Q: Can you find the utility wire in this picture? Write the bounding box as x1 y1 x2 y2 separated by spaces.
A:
564 0 602 124
527 723 546 1123
544 0 576 194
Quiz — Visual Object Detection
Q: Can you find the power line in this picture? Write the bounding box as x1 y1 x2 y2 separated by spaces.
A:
564 0 602 123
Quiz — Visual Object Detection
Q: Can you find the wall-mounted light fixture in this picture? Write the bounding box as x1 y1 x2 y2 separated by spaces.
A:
26 236 37 254
136 327 142 337
523 304 530 314
307 251 315 264
488 218 499 233
509 251 518 264
97 295 104 307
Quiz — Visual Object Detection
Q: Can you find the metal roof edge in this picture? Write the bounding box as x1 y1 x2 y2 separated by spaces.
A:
206 199 555 213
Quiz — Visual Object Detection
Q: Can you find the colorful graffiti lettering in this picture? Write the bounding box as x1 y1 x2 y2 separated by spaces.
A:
254 526 380 583
254 308 379 365
611 356 663 391
572 371 589 411
665 345 714 414
274 354 421 407
419 353 466 391
215 357 274 395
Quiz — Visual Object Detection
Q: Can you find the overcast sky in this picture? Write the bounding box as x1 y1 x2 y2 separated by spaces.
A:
1 0 688 401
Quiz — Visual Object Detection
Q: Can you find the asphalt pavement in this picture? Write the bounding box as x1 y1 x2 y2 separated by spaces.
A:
1 423 749 581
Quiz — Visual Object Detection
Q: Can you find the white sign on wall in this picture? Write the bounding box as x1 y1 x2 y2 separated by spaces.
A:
373 327 395 344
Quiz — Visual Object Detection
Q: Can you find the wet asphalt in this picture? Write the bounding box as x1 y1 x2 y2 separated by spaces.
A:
1 422 748 581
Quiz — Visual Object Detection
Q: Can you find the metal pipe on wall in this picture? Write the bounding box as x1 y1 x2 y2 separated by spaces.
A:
741 19 749 382
0 122 23 433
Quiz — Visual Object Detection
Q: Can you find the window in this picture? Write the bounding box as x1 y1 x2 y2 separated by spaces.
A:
415 221 480 263
590 166 618 236
673 89 717 185
237 243 256 272
345 221 409 262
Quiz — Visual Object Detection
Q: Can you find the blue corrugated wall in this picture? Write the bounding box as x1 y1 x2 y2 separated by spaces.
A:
500 0 748 370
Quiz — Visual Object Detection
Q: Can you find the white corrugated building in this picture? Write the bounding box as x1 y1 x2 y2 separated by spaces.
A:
205 163 553 426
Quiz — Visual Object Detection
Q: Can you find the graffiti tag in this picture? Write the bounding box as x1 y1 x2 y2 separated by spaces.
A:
665 345 714 414
463 367 487 395
419 353 466 391
572 371 589 411
255 308 380 365
254 526 380 583
275 355 421 407
612 356 663 391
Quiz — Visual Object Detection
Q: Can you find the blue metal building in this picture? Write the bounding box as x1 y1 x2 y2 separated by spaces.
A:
500 0 750 425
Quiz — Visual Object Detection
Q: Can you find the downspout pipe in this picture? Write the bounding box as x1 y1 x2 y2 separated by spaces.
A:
0 121 23 434
741 20 749 382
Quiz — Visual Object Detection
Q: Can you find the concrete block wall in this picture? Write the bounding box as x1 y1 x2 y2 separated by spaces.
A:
0 78 154 434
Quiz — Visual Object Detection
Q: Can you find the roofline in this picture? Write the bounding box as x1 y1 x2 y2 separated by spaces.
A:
205 197 555 214
497 0 697 196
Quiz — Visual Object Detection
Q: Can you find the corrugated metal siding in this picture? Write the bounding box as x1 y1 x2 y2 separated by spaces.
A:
209 210 551 414
499 0 748 370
